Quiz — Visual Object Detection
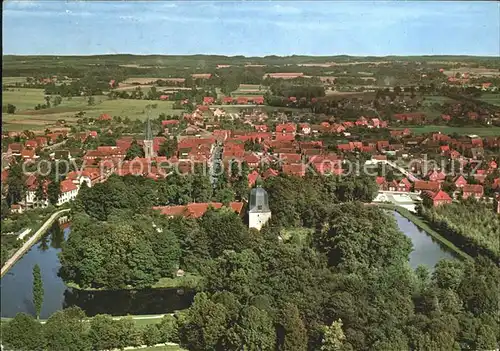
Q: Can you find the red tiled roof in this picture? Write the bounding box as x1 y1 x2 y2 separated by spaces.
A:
276 123 296 133
463 184 483 194
60 179 77 193
432 190 452 201
248 170 260 187
21 149 36 159
154 202 243 218
262 168 278 179
414 181 441 192
283 163 305 177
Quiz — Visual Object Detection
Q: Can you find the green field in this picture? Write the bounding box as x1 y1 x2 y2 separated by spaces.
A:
2 88 180 131
478 93 500 107
421 95 457 105
396 125 500 137
2 76 28 85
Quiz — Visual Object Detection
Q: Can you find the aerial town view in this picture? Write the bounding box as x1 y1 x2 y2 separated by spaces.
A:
1 1 499 350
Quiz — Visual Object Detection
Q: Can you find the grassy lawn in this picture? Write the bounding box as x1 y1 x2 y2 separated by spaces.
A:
395 125 500 137
478 93 500 106
152 274 201 289
138 346 187 351
67 273 200 291
281 227 313 246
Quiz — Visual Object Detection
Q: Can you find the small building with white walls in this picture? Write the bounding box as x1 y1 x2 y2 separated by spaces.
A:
248 187 271 231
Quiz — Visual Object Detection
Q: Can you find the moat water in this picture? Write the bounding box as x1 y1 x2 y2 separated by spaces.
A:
0 223 194 319
1 212 455 318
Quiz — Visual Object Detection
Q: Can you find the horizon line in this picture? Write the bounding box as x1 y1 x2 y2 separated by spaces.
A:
3 53 499 58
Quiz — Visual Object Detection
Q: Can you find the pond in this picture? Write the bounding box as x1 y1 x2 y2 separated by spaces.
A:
1 212 456 318
0 223 194 319
392 211 456 269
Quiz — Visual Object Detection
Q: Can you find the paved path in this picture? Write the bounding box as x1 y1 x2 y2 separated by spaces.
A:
1 208 71 277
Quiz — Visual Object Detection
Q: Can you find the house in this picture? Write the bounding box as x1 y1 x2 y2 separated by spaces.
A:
20 149 36 162
371 118 381 128
244 153 261 169
35 136 48 147
25 140 38 149
441 114 452 122
414 181 441 193
247 170 260 187
453 175 468 188
377 141 390 152
393 113 426 123
398 178 412 192
154 202 243 219
282 164 305 177
254 125 268 132
298 123 311 135
203 96 215 105
262 168 279 179
7 143 23 155
160 95 169 101
54 150 71 160
426 169 446 182
98 113 112 121
253 96 265 105
162 120 180 127
57 179 79 206
462 184 484 199
223 96 233 104
237 97 249 105
276 123 296 134
422 190 452 207
376 176 386 190
279 153 302 164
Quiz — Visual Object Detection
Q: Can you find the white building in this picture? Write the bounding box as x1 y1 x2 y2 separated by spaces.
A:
248 187 272 231
57 179 79 206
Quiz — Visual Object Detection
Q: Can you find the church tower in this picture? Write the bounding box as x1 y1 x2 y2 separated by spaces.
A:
248 186 272 231
143 111 156 159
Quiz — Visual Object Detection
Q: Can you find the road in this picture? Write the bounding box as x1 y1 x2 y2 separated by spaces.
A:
43 139 68 152
0 208 71 277
209 143 223 187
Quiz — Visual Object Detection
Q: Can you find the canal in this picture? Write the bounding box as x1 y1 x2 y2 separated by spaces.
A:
0 222 194 319
1 212 455 318
392 211 455 269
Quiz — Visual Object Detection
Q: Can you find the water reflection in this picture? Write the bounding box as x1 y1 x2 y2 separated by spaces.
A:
1 224 194 318
392 211 455 269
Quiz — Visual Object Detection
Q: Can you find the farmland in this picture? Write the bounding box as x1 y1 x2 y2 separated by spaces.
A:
2 88 180 131
231 84 268 97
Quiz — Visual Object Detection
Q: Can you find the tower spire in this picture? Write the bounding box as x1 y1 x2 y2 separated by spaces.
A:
143 107 156 158
146 107 153 141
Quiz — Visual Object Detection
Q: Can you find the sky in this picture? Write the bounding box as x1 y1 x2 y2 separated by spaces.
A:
3 1 499 56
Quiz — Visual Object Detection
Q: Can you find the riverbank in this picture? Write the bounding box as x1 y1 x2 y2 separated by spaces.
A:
376 203 472 261
0 208 71 277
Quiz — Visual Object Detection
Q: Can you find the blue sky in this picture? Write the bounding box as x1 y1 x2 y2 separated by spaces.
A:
3 1 499 56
